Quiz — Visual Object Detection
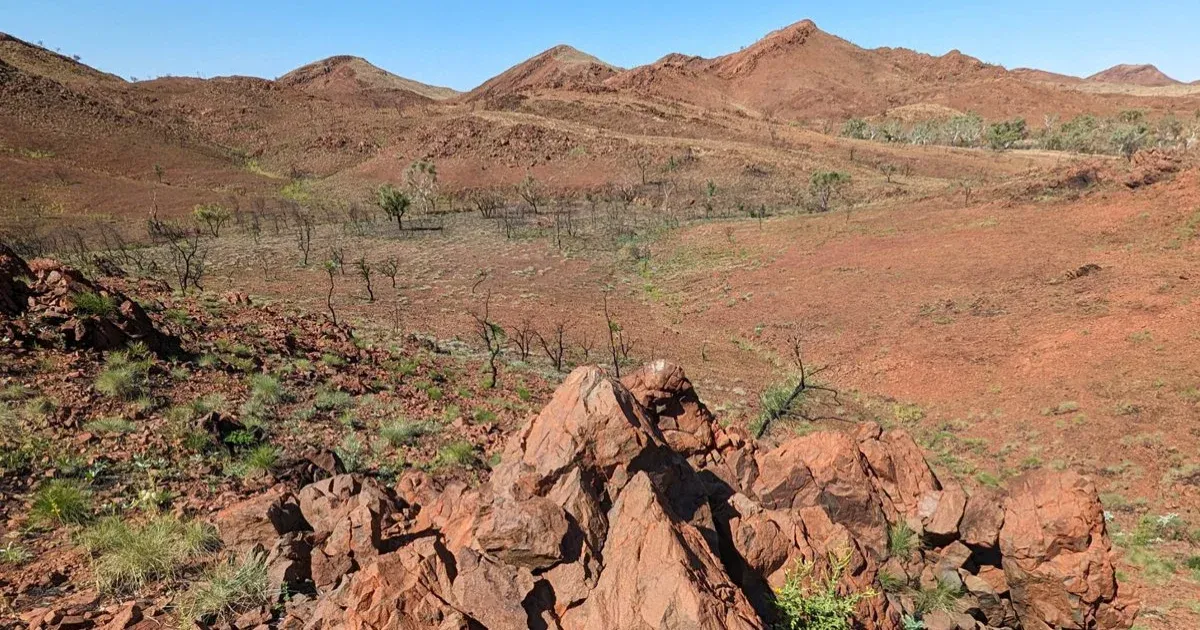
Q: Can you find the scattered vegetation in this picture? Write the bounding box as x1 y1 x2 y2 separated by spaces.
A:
78 515 218 592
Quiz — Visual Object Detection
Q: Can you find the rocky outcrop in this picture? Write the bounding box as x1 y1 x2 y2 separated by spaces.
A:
0 249 180 355
236 362 1134 630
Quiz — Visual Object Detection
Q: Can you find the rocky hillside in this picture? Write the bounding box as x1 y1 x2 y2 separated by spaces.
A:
0 245 1137 629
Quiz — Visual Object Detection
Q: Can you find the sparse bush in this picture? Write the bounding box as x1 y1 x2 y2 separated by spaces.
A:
1111 123 1149 161
177 550 270 624
31 479 92 526
807 171 850 213
193 203 232 237
79 515 218 593
773 550 876 630
73 291 117 317
314 387 352 412
381 419 434 447
841 118 871 140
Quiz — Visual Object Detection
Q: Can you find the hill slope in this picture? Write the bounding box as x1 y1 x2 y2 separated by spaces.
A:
466 45 620 101
279 55 459 104
1087 64 1180 87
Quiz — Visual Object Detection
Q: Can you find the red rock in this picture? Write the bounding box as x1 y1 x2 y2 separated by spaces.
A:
1000 470 1135 630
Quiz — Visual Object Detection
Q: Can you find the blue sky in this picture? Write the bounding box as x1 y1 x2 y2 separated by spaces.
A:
4 1 1197 90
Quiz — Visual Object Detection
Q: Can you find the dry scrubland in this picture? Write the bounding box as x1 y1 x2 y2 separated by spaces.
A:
3 18 1200 630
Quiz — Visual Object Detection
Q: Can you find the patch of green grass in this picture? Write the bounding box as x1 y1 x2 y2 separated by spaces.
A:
893 403 925 424
913 578 962 616
380 419 435 447
516 386 532 402
23 395 56 421
94 346 153 400
0 384 32 401
280 179 311 203
313 387 352 412
0 541 30 565
84 416 137 435
73 291 117 317
78 515 218 593
1127 547 1177 585
31 479 92 526
876 570 907 594
472 409 497 425
437 441 478 468
319 353 347 368
177 550 271 624
226 445 279 479
888 522 916 557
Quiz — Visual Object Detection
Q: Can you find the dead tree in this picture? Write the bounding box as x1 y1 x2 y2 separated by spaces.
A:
323 260 338 325
471 278 505 388
752 335 842 439
602 292 634 377
509 318 536 362
537 322 569 372
149 218 208 292
294 211 315 266
379 256 399 289
355 256 374 303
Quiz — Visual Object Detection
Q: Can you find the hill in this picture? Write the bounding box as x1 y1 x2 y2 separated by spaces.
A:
0 31 125 90
278 55 459 105
1087 63 1181 87
465 44 620 102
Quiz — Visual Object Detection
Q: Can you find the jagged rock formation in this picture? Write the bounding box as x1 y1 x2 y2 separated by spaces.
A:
0 246 180 355
214 361 1137 629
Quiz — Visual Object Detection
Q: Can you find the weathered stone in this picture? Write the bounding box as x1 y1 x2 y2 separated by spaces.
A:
1000 470 1135 630
959 490 1004 550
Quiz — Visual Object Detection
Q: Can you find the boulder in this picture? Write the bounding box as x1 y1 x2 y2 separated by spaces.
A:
959 490 1004 550
214 488 307 551
560 473 764 630
1000 470 1136 630
621 360 717 455
917 484 967 546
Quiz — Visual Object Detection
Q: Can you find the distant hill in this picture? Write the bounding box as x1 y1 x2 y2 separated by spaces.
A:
1086 64 1180 87
465 45 620 101
279 55 459 105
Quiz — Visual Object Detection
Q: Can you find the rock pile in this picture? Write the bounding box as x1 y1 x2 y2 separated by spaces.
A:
215 361 1137 630
0 247 179 355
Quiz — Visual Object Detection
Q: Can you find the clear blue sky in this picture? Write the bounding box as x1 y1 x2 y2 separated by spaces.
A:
4 1 1197 90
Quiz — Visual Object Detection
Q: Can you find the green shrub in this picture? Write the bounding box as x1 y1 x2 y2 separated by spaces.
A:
177 550 271 624
986 118 1027 150
78 515 218 593
437 441 478 468
381 419 434 447
773 550 877 630
808 171 851 213
73 291 117 317
31 479 92 526
335 434 366 472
